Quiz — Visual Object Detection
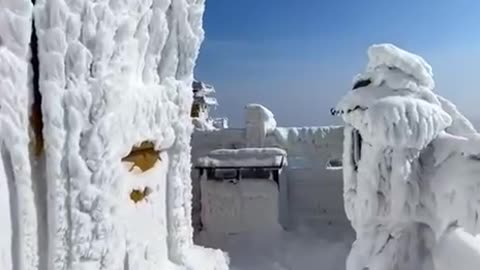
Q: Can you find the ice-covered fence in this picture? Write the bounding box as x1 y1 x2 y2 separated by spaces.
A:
266 126 347 229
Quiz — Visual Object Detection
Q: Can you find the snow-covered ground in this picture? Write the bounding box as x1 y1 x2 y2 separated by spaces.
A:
191 125 346 232
196 226 354 270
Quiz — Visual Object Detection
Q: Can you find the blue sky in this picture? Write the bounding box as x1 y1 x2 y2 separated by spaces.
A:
195 0 480 127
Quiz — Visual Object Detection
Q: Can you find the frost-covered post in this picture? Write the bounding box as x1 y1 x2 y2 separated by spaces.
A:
245 104 277 147
334 44 480 270
24 0 229 269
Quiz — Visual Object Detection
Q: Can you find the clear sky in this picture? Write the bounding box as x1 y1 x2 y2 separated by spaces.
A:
195 0 480 127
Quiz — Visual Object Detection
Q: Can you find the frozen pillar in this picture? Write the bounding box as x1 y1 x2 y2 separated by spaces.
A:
245 104 277 147
0 1 38 270
32 0 228 269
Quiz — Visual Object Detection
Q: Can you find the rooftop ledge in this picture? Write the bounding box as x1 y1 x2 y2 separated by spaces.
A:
195 147 287 168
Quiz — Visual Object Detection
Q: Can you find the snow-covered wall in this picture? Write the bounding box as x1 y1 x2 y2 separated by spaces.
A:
191 125 348 231
268 127 346 228
0 0 229 270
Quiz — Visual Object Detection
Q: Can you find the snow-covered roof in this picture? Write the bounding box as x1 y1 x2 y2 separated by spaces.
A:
196 148 287 168
193 80 216 95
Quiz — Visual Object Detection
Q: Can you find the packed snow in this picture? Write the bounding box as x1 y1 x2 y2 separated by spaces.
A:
335 43 480 270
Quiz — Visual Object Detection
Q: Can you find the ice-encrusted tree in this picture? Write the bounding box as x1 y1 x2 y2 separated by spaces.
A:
333 43 480 270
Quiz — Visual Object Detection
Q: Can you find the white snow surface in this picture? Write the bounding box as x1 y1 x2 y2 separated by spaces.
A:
196 148 287 167
0 0 228 269
337 43 480 270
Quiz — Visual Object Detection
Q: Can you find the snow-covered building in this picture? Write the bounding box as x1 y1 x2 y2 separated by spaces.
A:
192 80 218 119
0 1 228 270
191 80 229 130
190 104 352 269
191 104 347 233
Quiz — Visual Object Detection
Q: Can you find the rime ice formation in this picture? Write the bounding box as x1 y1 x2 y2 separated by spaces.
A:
0 0 228 269
0 1 38 270
334 43 480 270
